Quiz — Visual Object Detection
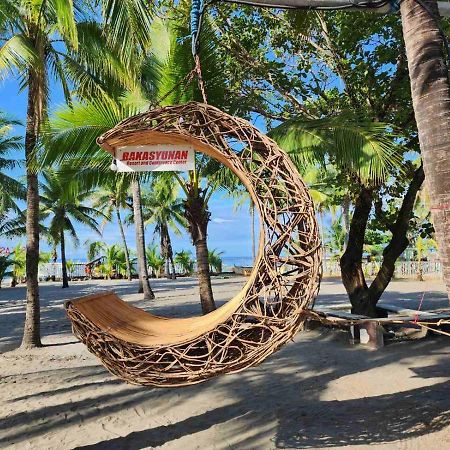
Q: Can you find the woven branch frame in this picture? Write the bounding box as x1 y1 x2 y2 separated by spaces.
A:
66 102 322 387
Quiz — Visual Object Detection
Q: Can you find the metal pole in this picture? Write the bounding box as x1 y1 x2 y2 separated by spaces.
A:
221 0 450 17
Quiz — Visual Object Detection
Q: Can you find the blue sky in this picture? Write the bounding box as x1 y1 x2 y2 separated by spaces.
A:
0 78 257 261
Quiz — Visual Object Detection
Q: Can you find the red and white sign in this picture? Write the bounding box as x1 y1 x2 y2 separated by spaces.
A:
116 145 195 172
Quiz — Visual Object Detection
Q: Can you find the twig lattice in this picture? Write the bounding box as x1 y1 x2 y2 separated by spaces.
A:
66 102 322 387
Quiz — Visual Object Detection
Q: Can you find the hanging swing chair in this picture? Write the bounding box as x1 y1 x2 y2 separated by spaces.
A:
65 102 322 387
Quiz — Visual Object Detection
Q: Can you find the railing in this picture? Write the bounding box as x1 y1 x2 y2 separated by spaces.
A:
322 260 442 278
38 259 443 281
38 263 88 280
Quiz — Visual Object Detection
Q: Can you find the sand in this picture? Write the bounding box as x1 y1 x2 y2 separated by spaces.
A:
0 277 449 449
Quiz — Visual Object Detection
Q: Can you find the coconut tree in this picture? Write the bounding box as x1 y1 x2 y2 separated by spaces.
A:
146 245 165 278
131 177 155 300
99 244 129 279
0 253 13 288
92 175 133 281
0 115 25 212
10 244 26 287
0 0 154 348
174 250 195 276
208 249 224 274
271 113 419 316
85 240 106 263
141 178 186 279
400 0 450 300
40 170 103 288
42 96 157 298
42 13 227 312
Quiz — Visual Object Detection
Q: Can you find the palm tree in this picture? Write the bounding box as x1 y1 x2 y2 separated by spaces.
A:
0 254 13 288
43 97 156 299
0 0 154 348
146 245 165 278
40 170 103 288
325 216 347 261
208 249 224 274
174 250 195 276
132 178 155 300
85 240 106 263
42 13 227 312
141 178 186 279
400 0 450 300
0 115 25 212
271 112 415 316
99 244 129 279
92 175 133 281
10 244 26 287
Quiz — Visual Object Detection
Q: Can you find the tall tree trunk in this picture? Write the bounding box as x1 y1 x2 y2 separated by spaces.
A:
167 232 176 279
341 167 425 317
369 165 425 302
60 229 69 289
51 245 57 281
401 0 450 301
160 223 170 279
21 39 46 349
340 188 374 316
116 205 132 281
132 179 154 300
169 252 176 279
184 193 216 314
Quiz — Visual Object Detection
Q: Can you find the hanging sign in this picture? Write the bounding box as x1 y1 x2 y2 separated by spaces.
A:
115 145 195 172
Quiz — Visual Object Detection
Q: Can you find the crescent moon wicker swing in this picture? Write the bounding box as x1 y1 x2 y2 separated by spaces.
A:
65 101 322 387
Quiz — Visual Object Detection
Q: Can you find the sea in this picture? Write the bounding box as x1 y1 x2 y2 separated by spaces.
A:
221 256 254 271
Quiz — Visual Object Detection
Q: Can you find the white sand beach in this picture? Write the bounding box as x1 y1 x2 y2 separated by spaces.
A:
0 277 449 449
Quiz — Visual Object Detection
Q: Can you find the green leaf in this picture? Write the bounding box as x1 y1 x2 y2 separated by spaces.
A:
0 35 39 77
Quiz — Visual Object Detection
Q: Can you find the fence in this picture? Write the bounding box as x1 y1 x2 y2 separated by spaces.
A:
322 259 442 279
39 263 88 280
38 259 443 281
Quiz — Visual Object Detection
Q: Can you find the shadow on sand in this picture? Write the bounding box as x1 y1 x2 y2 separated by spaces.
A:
1 332 449 449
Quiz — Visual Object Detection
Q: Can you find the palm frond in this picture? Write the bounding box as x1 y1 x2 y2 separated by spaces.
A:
271 113 404 185
0 34 40 78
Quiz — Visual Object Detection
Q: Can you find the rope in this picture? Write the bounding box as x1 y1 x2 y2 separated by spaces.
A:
191 0 204 57
414 291 426 324
195 54 208 103
191 0 208 104
146 0 207 110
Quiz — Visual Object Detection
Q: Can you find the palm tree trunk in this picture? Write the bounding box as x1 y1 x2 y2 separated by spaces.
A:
60 230 69 289
401 0 450 301
184 194 216 314
132 179 154 300
115 206 132 281
51 246 57 281
21 45 46 349
195 235 215 313
160 223 172 279
169 253 176 279
167 233 176 279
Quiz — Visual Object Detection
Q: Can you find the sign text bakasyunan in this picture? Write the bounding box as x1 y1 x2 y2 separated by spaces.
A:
116 145 195 172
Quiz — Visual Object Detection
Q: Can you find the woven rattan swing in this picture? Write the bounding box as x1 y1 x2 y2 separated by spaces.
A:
65 102 322 387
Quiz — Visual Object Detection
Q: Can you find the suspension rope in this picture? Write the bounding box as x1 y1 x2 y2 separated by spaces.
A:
191 0 208 103
191 0 204 57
